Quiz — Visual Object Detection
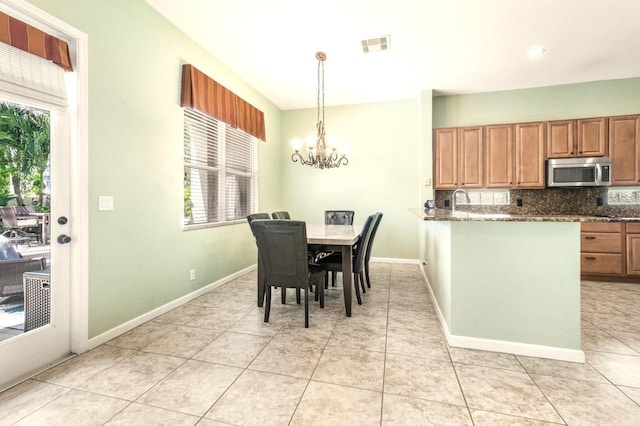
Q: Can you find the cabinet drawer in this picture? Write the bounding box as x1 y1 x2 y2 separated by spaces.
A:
581 253 624 275
626 223 640 234
581 222 623 233
581 233 622 253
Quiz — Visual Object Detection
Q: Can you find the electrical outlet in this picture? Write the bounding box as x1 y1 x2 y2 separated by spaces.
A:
189 269 196 280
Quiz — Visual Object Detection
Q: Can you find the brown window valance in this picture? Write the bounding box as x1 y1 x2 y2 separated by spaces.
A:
0 11 73 72
181 64 266 142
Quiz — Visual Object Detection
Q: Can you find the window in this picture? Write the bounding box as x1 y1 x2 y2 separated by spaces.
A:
183 107 258 227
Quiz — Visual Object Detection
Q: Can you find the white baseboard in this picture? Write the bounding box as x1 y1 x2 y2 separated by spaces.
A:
419 267 585 363
88 264 257 350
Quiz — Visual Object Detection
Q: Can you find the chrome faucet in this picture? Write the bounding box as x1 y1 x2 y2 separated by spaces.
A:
451 189 471 213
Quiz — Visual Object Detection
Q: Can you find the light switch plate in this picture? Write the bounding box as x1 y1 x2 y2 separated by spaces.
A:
98 196 114 211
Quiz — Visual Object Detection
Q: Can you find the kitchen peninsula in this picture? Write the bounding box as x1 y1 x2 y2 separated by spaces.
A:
416 209 606 363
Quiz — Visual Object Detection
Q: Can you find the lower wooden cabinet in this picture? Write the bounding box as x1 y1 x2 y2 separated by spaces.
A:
581 222 640 279
627 223 640 276
580 222 624 276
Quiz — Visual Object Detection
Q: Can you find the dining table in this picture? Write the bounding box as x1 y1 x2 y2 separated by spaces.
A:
256 223 360 317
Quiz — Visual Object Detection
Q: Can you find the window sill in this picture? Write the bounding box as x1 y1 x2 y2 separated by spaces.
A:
183 219 245 231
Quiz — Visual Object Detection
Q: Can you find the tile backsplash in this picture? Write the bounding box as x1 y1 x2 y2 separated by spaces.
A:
435 187 640 217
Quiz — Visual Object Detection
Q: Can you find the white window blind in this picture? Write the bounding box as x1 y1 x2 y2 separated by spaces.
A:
0 42 67 110
184 107 258 227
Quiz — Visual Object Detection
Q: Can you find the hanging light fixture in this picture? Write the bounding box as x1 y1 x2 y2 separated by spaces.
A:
291 52 349 169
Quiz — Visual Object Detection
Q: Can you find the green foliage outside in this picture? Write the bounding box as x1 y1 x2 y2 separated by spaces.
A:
0 101 50 208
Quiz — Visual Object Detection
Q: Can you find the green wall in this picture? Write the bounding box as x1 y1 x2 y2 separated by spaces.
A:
281 100 421 259
28 0 283 337
434 77 640 128
425 221 581 350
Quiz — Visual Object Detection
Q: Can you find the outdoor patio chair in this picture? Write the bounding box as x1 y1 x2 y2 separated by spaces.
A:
0 257 46 302
0 206 39 246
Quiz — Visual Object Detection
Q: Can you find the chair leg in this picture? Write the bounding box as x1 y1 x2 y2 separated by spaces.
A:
296 288 301 304
331 271 337 287
324 272 329 289
304 287 309 328
365 262 372 288
264 285 272 323
319 279 324 309
353 273 362 305
360 272 366 294
281 287 286 304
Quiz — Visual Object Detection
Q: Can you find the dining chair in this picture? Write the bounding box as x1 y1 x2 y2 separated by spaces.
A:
324 210 355 225
250 219 325 327
322 210 355 286
316 213 377 305
271 211 291 219
247 213 301 305
364 212 383 289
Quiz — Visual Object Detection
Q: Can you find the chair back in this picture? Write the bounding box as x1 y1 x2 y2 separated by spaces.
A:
364 212 383 263
0 206 18 228
15 206 35 217
246 213 271 236
0 257 45 297
271 211 291 219
325 210 354 225
353 214 376 272
250 220 310 289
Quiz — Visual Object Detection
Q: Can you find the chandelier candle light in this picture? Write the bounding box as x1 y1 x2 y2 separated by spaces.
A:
291 52 349 169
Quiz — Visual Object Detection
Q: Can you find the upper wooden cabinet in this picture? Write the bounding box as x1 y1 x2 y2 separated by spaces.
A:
458 127 483 188
485 124 513 188
578 118 607 157
546 120 575 158
514 122 545 188
434 127 483 189
434 128 457 189
609 115 640 186
546 118 606 159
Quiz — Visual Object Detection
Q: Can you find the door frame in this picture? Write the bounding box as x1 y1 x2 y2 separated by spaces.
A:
4 0 89 355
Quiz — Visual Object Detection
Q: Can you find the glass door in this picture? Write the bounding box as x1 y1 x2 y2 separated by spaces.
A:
0 98 72 390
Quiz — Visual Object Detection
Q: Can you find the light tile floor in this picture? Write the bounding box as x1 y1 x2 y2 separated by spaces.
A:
2 264 640 425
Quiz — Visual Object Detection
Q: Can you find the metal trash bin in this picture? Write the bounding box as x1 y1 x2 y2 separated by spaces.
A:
23 269 51 332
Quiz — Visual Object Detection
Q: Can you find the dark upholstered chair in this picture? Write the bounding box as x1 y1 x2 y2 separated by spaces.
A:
250 220 324 327
324 210 354 225
364 212 383 289
247 213 271 306
271 211 291 219
317 213 377 305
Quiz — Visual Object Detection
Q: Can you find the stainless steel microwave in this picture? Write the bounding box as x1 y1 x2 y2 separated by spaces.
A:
547 157 612 187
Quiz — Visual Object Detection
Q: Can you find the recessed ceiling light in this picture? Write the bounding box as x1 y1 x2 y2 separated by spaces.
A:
527 47 546 58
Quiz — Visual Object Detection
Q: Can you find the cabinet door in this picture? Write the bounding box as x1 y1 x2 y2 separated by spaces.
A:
577 117 607 157
514 122 545 188
626 233 640 276
485 124 513 188
458 126 483 188
609 115 640 186
434 128 458 189
546 120 575 158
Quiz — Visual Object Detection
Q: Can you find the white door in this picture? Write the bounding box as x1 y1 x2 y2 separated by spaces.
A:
0 101 73 390
0 0 87 391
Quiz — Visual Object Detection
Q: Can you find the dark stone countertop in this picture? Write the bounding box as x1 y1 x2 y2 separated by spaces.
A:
412 208 640 222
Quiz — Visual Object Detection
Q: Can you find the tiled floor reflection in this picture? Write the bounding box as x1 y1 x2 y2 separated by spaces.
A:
2 264 640 424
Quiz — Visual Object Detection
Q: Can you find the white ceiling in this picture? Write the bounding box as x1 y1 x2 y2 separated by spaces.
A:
146 0 640 110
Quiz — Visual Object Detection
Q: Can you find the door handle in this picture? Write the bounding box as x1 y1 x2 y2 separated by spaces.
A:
57 234 72 244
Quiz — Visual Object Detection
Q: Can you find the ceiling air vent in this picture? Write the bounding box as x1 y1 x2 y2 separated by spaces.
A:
361 35 390 53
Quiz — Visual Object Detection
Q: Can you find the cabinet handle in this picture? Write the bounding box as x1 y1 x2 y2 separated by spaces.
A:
585 256 597 260
585 236 596 240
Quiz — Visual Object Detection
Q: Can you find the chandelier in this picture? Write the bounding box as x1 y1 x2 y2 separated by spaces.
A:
291 52 349 169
